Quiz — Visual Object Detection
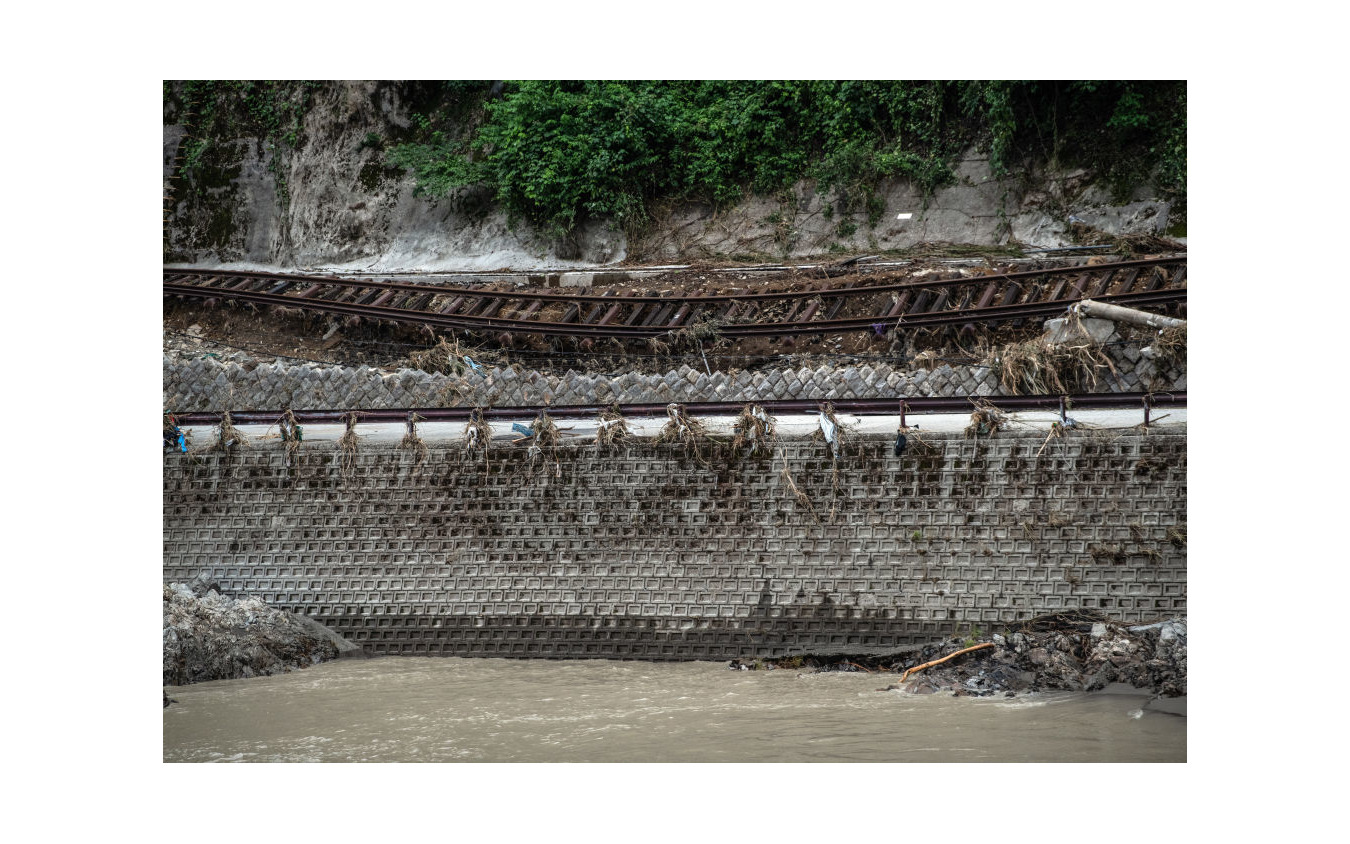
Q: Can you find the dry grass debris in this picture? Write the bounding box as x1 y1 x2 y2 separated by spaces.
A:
984 334 1116 396
778 455 820 525
595 405 631 448
214 411 248 453
1067 221 1186 257
731 404 776 457
1166 525 1187 548
407 336 499 376
337 412 359 479
964 399 1007 440
526 409 562 478
667 315 725 350
279 409 302 464
463 407 492 471
400 412 429 466
657 403 712 460
912 349 940 372
1151 323 1187 370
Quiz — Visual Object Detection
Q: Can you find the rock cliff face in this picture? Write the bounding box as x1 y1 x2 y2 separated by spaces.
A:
164 81 1176 271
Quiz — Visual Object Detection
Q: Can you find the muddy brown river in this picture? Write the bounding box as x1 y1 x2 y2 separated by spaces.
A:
162 658 1185 762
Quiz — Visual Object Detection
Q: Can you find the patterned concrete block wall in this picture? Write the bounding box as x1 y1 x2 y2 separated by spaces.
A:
163 346 1184 412
162 430 1186 659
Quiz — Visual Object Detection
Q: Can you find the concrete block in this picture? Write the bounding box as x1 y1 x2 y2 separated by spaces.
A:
1043 317 1116 345
558 272 595 288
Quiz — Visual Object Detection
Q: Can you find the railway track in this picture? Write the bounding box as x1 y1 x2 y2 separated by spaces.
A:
171 392 1184 427
163 256 1186 342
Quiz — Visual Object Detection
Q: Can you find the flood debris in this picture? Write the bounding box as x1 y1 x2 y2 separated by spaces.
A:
1067 221 1185 257
964 398 1007 440
463 407 492 454
1149 322 1187 370
163 581 361 687
336 411 360 478
745 612 1187 700
595 404 631 449
984 333 1116 395
213 410 248 453
279 408 303 465
406 335 499 376
657 403 714 464
812 401 849 460
525 409 562 478
899 642 995 682
399 411 429 466
164 411 188 453
1166 524 1187 548
896 423 940 458
811 402 853 518
731 404 776 457
778 453 820 523
911 349 940 371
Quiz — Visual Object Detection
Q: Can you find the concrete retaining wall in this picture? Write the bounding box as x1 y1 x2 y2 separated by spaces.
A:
163 429 1187 659
163 347 1183 413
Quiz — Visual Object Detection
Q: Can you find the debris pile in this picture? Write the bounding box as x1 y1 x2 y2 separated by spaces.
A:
657 403 713 463
1150 322 1187 370
214 410 247 453
337 411 360 478
731 404 775 457
399 412 429 465
595 405 631 448
163 581 359 686
984 334 1116 396
964 398 1007 439
751 613 1187 700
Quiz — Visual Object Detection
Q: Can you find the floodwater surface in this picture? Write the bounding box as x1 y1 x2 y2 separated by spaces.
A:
163 658 1185 762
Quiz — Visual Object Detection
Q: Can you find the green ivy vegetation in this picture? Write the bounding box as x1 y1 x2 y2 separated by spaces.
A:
386 80 1186 238
167 80 323 203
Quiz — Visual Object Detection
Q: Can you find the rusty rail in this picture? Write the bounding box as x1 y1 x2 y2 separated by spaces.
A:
170 391 1185 426
165 255 1186 340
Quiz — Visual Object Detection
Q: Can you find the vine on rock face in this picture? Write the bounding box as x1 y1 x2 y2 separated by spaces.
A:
383 80 1186 240
165 80 1187 248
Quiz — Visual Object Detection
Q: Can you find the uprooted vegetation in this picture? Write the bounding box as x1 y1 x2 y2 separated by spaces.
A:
984 332 1117 395
595 405 631 448
399 412 429 466
337 412 360 478
656 403 714 464
731 404 776 457
524 409 563 479
1150 323 1187 370
964 399 1007 439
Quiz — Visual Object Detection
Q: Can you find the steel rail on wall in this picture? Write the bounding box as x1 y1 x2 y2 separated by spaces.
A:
171 391 1184 426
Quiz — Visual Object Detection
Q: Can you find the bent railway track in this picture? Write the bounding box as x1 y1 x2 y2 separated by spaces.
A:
164 256 1186 341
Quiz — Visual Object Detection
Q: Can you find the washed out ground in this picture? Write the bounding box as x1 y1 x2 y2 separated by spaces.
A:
162 252 1176 376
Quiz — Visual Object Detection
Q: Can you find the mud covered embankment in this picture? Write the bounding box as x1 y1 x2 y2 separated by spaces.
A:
163 581 361 687
750 615 1186 700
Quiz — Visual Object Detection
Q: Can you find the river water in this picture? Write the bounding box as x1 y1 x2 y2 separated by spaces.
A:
162 658 1185 762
